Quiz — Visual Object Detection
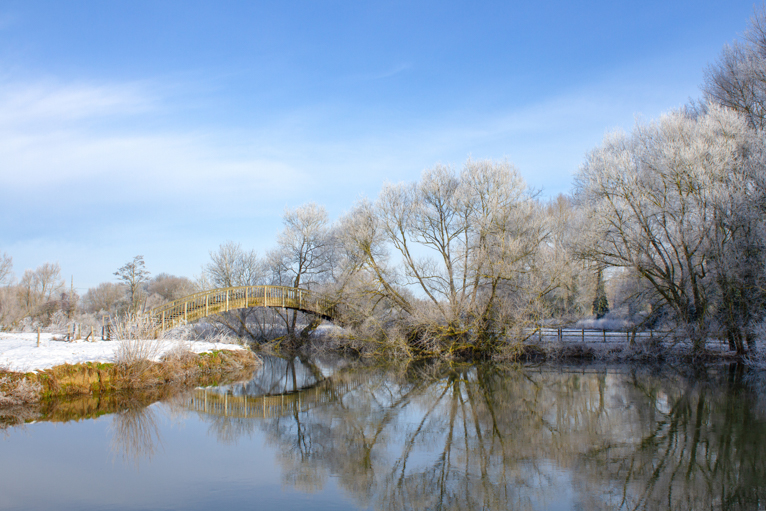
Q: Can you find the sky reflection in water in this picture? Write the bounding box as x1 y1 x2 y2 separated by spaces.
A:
1 358 765 511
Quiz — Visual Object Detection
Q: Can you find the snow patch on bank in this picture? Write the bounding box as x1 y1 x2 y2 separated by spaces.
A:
0 332 244 373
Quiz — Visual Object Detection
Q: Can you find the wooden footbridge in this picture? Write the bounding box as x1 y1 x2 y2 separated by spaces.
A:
149 285 336 332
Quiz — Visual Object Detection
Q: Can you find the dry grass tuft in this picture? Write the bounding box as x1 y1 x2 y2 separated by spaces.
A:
0 373 43 407
112 314 163 364
111 313 165 385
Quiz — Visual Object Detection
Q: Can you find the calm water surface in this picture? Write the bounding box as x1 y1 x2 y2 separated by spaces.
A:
1 356 765 510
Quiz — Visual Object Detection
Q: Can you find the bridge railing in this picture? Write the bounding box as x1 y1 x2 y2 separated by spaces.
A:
149 285 335 331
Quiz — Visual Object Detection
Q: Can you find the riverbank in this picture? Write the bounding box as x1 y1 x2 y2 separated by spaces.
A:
0 333 259 406
306 327 758 365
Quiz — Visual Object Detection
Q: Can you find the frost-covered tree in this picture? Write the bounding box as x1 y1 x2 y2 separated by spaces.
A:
83 282 128 315
704 7 766 130
269 203 332 289
268 203 333 335
146 273 195 302
114 256 150 313
0 252 19 327
205 242 262 289
203 242 285 342
0 252 12 287
575 104 766 353
17 262 64 315
337 159 548 353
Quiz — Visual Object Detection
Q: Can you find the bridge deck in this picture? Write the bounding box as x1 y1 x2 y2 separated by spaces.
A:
149 285 335 331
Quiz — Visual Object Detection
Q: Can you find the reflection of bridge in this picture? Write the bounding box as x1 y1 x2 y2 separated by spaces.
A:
149 285 336 332
184 376 363 419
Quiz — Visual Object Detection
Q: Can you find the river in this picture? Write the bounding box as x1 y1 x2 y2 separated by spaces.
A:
1 356 764 510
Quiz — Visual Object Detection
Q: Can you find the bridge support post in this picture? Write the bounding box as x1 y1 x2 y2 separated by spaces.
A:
184 302 187 323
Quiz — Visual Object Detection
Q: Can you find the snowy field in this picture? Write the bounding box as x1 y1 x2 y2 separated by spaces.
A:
0 332 244 373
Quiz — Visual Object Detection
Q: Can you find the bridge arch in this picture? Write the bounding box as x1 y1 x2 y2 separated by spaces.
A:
148 285 336 332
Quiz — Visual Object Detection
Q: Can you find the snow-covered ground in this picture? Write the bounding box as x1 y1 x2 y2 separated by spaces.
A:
0 332 244 373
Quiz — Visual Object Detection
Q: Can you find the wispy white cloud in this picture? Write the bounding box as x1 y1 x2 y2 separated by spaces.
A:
0 80 308 201
0 80 153 126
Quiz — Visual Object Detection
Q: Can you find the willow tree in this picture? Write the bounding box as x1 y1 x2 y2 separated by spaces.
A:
337 159 547 354
703 7 766 130
268 202 333 336
575 104 766 353
202 242 273 341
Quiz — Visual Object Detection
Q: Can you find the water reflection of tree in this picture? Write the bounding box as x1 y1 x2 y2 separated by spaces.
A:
197 361 766 510
110 403 163 467
578 365 766 510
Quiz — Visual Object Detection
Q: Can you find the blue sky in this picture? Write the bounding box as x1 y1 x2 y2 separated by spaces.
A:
0 0 759 290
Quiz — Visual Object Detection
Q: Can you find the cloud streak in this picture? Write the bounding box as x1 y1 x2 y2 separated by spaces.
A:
0 80 153 126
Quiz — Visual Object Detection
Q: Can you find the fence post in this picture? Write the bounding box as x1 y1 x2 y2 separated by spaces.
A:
226 290 229 312
184 302 188 322
582 328 585 342
603 330 606 343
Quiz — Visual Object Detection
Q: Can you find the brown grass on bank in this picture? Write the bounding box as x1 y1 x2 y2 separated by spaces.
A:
0 349 260 408
110 313 256 388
